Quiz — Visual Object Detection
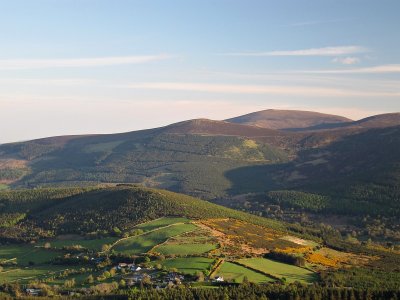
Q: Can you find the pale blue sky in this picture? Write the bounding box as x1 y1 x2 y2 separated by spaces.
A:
1 0 400 143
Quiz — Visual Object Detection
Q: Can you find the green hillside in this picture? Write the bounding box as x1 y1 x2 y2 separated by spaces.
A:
0 123 289 199
0 186 400 296
0 185 285 243
272 126 400 216
0 112 399 218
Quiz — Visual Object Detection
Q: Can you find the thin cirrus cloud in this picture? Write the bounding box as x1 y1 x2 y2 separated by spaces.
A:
126 82 399 98
301 64 400 74
0 78 97 86
223 46 368 57
0 55 171 70
332 57 360 65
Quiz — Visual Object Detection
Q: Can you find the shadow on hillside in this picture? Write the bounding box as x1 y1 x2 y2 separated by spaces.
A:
224 163 288 195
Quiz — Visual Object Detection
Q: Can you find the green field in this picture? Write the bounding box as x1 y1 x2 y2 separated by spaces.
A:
0 184 8 190
160 257 214 275
113 223 198 254
215 262 274 284
154 243 217 255
237 258 318 283
0 245 61 266
133 217 191 232
0 265 67 283
46 236 118 251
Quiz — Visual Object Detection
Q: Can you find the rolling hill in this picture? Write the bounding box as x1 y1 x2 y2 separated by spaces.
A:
2 185 400 295
0 109 399 217
229 126 400 216
225 109 352 130
0 185 285 242
0 118 293 198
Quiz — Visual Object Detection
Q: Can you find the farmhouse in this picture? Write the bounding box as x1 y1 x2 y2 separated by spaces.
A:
117 263 128 269
26 289 42 296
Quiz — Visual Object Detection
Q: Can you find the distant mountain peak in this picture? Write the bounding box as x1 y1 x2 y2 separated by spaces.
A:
162 118 282 136
225 109 352 130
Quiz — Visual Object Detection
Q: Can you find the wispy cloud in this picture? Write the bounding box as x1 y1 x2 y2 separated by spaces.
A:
0 78 97 86
0 55 171 70
301 64 400 74
126 82 399 97
332 57 360 65
223 46 368 57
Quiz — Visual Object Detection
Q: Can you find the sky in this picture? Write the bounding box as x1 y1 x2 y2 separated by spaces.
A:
1 0 400 143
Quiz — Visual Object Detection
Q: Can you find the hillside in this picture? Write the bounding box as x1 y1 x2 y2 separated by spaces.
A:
225 109 352 130
0 185 284 242
1 186 400 295
285 112 400 131
162 118 285 137
270 126 400 216
0 110 399 218
0 119 293 198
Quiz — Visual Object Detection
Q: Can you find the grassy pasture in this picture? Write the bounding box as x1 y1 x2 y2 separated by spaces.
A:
160 257 214 275
113 223 197 255
215 262 274 283
237 258 318 284
0 265 67 283
154 243 217 255
0 245 61 266
133 217 191 232
0 184 8 190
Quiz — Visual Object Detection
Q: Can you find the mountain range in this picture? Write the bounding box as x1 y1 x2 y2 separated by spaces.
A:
1 109 399 216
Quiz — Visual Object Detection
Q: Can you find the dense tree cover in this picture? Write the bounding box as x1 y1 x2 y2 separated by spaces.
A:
125 285 400 300
266 191 329 212
264 251 306 267
0 186 286 242
320 267 400 290
1 121 399 222
2 132 288 199
1 282 399 299
0 122 399 218
287 127 400 217
0 168 27 181
0 187 96 213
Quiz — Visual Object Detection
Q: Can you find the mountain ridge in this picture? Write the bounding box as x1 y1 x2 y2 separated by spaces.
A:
225 109 353 130
0 109 399 214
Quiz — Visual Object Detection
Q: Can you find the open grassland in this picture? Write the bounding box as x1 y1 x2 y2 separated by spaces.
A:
164 227 218 244
237 258 318 284
133 217 191 232
152 227 219 256
0 245 61 265
113 223 198 255
160 257 214 275
154 243 217 255
216 262 274 283
0 265 67 283
0 184 8 190
44 217 191 251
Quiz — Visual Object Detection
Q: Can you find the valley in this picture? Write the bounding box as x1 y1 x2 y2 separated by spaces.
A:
0 186 399 298
1 110 400 298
